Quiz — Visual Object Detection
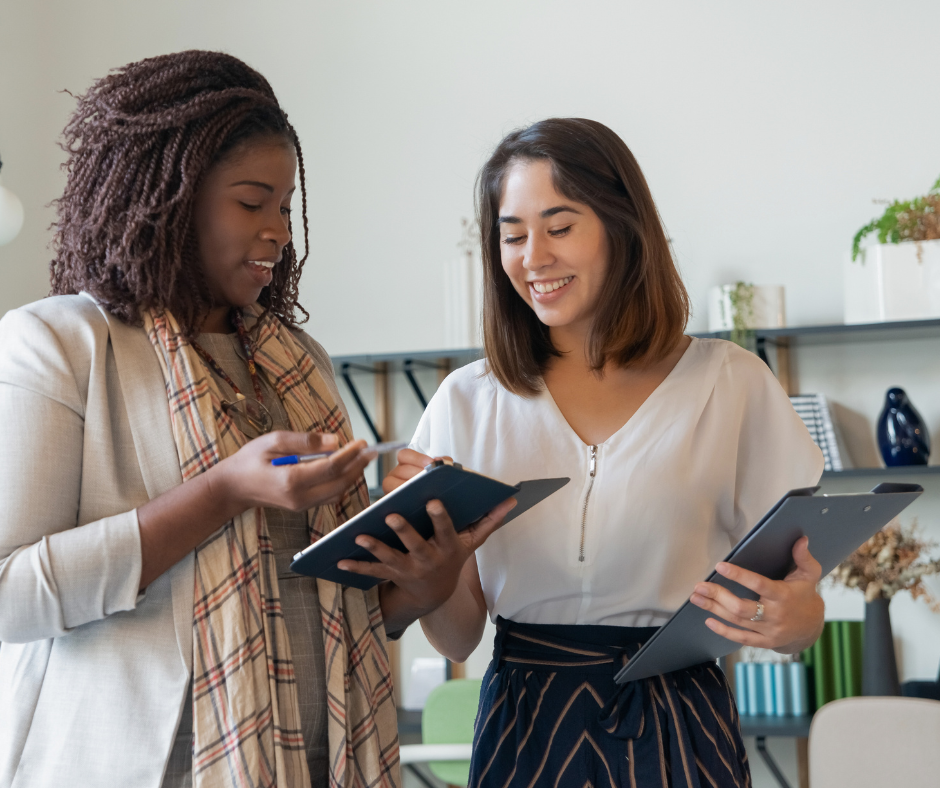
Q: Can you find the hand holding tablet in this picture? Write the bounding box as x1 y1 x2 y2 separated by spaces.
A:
290 459 569 589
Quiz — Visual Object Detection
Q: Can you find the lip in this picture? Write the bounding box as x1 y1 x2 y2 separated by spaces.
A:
528 276 574 303
245 259 275 287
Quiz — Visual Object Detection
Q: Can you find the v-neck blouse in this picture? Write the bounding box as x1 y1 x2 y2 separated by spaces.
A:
410 337 824 627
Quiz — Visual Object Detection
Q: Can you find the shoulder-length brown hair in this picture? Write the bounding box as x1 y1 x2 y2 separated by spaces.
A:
478 118 690 396
50 50 309 335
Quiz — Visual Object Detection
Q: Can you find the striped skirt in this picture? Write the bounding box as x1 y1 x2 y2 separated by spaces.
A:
469 618 751 788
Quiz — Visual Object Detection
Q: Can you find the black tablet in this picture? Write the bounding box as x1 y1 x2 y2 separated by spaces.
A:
290 460 569 589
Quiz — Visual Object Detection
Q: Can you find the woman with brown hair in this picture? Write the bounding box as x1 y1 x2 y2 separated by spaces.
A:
0 51 510 788
362 118 826 786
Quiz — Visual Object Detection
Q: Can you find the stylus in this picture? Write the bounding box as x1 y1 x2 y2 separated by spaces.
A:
271 440 409 466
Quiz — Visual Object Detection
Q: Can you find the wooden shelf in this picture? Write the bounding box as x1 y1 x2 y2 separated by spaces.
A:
335 317 940 366
332 347 481 367
331 318 940 367
822 465 940 479
739 714 813 738
694 317 940 348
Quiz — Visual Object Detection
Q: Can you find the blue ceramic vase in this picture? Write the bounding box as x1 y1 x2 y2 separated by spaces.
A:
877 387 930 466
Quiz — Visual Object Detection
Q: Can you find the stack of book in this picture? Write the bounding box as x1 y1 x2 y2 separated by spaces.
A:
789 393 844 472
734 656 809 717
800 619 864 710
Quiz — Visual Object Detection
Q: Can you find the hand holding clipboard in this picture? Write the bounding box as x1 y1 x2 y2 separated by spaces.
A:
615 483 923 684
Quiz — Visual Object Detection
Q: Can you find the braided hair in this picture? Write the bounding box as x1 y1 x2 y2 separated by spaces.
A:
50 50 310 333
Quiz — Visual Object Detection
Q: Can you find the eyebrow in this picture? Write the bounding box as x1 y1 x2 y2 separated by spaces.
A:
497 205 582 225
229 180 274 192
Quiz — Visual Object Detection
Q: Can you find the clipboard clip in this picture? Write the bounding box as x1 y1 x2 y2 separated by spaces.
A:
425 458 463 471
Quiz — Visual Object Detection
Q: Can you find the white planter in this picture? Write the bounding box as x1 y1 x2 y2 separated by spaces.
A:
844 239 940 324
0 176 25 247
707 284 786 332
443 251 483 349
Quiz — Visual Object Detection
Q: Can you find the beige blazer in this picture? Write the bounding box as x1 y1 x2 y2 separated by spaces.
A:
0 293 341 788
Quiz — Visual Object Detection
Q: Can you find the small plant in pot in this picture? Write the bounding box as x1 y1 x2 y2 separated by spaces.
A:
723 281 755 349
852 176 940 262
844 176 940 323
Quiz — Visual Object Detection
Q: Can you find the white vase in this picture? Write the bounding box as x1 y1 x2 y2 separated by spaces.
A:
707 284 786 332
844 240 940 324
443 252 483 349
0 177 25 247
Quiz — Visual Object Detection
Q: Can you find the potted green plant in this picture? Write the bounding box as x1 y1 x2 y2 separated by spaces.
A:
707 282 785 348
844 176 940 324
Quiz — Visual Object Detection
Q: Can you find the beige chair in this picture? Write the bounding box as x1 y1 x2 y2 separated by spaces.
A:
809 696 940 786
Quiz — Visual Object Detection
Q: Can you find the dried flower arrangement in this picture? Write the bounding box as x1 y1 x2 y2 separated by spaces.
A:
852 176 940 262
830 518 940 610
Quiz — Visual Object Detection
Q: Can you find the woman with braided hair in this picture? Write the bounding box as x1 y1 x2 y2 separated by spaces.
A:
0 50 510 788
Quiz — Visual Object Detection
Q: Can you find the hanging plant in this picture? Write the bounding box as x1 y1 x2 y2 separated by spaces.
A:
852 176 940 262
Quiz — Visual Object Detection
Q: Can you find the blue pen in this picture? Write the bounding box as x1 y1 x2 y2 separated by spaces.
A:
271 440 409 466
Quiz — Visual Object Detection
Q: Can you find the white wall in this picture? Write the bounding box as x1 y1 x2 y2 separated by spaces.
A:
3 1 940 347
4 3 940 785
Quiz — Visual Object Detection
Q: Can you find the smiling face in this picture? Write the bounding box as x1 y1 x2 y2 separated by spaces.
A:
192 136 297 332
498 158 610 343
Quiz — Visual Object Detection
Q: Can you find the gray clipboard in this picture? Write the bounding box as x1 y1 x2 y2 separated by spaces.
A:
614 483 923 684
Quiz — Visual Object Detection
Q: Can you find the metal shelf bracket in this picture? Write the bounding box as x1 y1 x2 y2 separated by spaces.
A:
340 363 384 443
402 359 449 410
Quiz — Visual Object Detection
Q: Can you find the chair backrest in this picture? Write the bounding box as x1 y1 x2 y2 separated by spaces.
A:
809 696 940 787
421 678 483 786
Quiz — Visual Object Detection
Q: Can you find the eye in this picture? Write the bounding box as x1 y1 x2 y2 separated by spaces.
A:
280 206 292 216
549 225 572 238
502 235 526 246
240 202 261 212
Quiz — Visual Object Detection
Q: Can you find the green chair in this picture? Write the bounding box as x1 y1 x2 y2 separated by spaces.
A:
412 678 482 786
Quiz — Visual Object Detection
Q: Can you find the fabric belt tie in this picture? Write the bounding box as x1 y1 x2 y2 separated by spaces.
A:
491 617 725 788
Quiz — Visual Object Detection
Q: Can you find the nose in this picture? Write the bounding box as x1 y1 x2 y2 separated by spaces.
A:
261 212 292 252
522 233 554 271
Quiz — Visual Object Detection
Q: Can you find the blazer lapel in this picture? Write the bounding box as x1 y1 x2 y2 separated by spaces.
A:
94 296 194 673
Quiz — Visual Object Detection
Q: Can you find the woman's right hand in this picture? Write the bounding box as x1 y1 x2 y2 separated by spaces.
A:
213 431 376 516
138 430 374 590
382 448 441 494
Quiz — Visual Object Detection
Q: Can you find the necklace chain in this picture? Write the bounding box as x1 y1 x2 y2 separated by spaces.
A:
191 309 265 404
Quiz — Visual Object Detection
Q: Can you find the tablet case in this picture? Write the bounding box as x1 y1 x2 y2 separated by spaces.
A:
614 482 923 684
290 463 569 589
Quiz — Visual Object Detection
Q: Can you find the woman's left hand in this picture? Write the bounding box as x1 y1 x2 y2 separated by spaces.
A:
689 536 824 654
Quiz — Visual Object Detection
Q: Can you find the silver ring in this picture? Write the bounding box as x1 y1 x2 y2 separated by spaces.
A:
750 601 765 622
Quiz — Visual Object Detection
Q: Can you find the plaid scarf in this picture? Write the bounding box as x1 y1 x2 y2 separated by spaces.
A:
144 306 400 788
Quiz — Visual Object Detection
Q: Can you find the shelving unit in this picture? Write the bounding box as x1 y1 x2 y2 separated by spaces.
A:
331 318 940 788
333 317 940 477
695 317 940 788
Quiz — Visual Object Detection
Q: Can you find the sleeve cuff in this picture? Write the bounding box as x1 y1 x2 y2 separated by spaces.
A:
47 509 144 631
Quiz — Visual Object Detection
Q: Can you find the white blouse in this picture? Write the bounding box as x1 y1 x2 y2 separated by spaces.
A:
410 337 824 628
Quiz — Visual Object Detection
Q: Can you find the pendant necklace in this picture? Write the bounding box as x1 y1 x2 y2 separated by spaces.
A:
190 309 274 438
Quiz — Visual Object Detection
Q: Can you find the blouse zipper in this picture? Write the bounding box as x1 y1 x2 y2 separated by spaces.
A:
579 445 598 562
